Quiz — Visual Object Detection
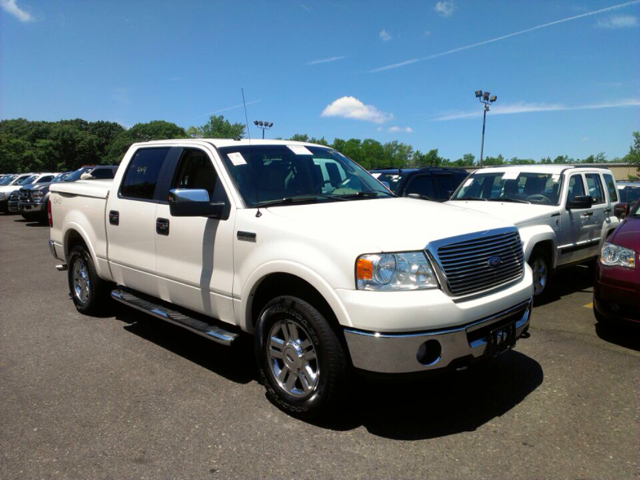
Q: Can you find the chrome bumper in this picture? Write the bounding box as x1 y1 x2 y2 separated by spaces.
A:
344 299 532 374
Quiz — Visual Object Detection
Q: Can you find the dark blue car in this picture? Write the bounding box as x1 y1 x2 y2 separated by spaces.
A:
370 167 469 202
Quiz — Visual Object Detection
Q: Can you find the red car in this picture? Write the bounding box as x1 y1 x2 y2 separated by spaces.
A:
594 201 640 325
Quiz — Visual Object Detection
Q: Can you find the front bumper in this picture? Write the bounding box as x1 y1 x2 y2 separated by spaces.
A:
594 265 640 324
19 200 45 213
344 299 532 374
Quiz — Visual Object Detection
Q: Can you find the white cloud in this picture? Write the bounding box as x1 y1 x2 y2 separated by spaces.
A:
434 1 455 17
432 98 640 121
596 14 638 28
372 0 640 73
379 29 392 41
306 56 346 65
321 96 393 124
388 126 413 133
0 0 34 22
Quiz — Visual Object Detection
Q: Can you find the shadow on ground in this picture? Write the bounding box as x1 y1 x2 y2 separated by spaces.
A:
109 301 543 440
595 321 640 352
12 218 47 227
113 303 257 385
536 264 595 306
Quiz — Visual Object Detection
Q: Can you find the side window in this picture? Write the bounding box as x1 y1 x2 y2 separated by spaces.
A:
172 149 228 203
567 175 585 201
405 175 436 199
585 173 604 204
36 175 54 183
120 148 170 200
91 168 115 179
603 174 618 203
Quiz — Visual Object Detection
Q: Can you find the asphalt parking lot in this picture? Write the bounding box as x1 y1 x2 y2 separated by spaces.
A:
1 214 638 480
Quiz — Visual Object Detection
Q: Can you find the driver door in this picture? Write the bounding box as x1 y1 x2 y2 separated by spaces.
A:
557 174 593 265
154 147 236 325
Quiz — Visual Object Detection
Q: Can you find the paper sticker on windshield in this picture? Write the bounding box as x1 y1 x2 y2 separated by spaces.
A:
552 174 560 182
287 145 313 156
463 178 473 187
228 152 247 166
502 171 520 180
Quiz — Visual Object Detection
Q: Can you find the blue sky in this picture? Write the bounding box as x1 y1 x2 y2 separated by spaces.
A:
1 0 639 160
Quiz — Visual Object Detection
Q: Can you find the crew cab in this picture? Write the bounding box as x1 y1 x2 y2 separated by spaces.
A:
49 139 533 418
448 165 620 301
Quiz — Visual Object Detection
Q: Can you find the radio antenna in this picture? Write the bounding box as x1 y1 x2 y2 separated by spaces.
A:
241 88 261 217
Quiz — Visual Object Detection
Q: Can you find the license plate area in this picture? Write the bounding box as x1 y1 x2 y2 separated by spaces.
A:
487 321 516 356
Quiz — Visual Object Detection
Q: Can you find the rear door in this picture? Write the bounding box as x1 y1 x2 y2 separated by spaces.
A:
154 146 237 324
106 147 173 297
583 173 608 256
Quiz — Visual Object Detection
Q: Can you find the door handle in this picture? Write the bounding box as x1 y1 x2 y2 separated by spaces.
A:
156 217 170 236
581 211 593 217
109 210 119 225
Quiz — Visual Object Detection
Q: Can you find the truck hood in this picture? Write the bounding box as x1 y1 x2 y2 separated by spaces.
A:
266 197 514 252
0 185 22 193
445 200 559 227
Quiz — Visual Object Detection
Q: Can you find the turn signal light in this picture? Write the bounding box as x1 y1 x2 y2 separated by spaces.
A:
356 258 373 280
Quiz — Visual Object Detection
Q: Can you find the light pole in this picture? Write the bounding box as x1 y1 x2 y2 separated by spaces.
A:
475 90 497 168
253 120 273 139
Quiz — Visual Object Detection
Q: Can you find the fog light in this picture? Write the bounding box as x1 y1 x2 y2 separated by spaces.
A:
417 340 442 366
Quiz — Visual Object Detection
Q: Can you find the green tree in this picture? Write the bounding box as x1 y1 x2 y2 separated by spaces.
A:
483 154 505 166
104 120 186 163
453 153 475 167
624 131 640 171
189 115 245 139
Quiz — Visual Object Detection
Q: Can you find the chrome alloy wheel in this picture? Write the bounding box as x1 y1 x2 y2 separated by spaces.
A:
72 258 91 304
532 256 548 296
267 319 319 398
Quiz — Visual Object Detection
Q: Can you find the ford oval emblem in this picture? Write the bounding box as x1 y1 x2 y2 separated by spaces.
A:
488 256 502 268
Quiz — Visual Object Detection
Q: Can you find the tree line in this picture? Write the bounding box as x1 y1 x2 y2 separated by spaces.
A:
1 116 638 175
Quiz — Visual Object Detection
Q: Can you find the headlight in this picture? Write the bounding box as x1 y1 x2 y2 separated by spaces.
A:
32 191 44 200
600 242 636 269
0 192 5 200
356 251 439 291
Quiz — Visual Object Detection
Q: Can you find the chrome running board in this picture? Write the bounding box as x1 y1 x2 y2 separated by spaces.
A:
111 288 238 346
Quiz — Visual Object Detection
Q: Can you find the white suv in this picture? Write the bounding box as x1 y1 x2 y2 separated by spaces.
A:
448 165 620 300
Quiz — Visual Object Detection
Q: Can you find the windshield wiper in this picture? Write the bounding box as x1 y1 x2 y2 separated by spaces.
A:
336 191 394 199
258 194 347 207
488 198 531 204
451 197 487 201
407 193 433 201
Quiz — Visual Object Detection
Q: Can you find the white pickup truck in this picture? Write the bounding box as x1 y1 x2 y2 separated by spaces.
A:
448 165 620 300
49 139 533 418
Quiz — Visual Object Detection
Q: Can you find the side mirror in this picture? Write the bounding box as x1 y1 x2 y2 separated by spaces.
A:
168 189 229 219
614 202 628 219
567 195 593 210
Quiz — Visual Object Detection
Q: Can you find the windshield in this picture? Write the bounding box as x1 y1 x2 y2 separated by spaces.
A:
51 173 70 183
218 145 393 207
64 167 92 182
622 187 640 204
375 172 405 194
16 175 36 185
0 175 15 185
452 171 564 205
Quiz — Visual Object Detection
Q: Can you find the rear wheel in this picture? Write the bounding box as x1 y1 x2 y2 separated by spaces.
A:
255 296 349 419
67 245 110 315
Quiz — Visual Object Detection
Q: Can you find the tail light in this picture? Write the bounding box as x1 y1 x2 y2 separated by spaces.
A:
47 198 53 227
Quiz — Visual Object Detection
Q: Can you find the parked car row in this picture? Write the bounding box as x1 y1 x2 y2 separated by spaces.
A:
0 165 118 222
4 141 637 421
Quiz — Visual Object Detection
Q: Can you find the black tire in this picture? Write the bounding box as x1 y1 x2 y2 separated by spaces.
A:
529 248 552 304
255 296 349 419
67 245 110 315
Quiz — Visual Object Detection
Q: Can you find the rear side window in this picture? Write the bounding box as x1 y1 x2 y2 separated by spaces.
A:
602 174 617 203
36 175 54 183
405 175 437 199
585 173 604 204
120 148 170 200
91 168 115 179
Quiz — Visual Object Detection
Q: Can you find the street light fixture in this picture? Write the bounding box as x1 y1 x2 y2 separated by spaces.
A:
475 90 497 168
253 120 273 139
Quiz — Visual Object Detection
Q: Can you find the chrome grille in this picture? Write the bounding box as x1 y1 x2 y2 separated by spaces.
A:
19 189 29 200
435 229 524 297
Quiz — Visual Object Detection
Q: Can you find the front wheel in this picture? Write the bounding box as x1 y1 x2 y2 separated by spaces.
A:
67 245 110 315
529 249 552 303
255 296 349 419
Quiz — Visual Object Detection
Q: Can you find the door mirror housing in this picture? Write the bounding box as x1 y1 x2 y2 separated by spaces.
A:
567 195 593 210
168 189 229 219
